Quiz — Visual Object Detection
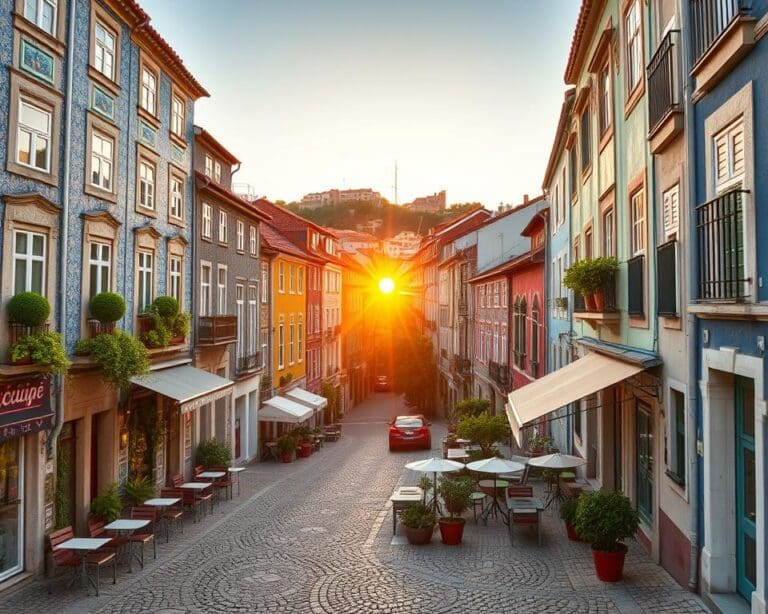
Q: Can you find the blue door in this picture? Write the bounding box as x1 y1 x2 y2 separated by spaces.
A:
735 376 756 601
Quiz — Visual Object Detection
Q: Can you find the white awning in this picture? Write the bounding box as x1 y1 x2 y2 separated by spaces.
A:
259 395 314 424
506 352 644 445
285 387 327 410
131 366 233 414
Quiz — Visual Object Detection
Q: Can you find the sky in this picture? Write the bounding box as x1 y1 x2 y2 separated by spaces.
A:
141 0 581 209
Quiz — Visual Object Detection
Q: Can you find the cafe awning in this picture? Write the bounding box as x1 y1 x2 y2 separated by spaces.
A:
259 395 314 424
131 366 233 414
285 387 327 410
506 352 644 445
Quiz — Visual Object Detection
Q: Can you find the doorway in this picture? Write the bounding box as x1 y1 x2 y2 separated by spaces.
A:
636 400 654 525
735 375 756 600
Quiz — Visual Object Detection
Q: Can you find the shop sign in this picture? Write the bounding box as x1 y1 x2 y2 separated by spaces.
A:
0 376 53 442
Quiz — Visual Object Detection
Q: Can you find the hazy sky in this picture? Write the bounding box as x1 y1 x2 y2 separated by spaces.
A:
141 1 580 208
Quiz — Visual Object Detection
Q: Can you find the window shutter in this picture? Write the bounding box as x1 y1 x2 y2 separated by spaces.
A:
663 185 679 237
715 131 728 184
731 123 744 176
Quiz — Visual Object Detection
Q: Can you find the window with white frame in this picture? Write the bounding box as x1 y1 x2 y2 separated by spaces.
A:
17 99 51 172
298 314 303 361
200 262 211 316
289 264 295 293
202 203 212 239
261 269 268 302
668 387 686 485
94 21 115 80
314 304 320 332
236 220 244 252
88 241 111 298
140 67 157 115
236 284 244 359
218 211 228 243
90 131 113 191
714 118 745 192
662 184 680 239
249 226 257 256
248 285 257 355
531 295 540 372
170 176 183 220
278 261 285 293
214 161 222 184
278 316 285 368
260 329 267 368
13 230 46 295
171 95 184 137
298 266 304 294
603 207 615 256
138 160 155 210
204 155 213 179
492 324 499 362
289 314 295 364
137 251 154 312
24 0 56 35
625 0 642 93
630 188 646 256
169 255 182 302
598 63 611 135
217 266 227 315
501 325 507 365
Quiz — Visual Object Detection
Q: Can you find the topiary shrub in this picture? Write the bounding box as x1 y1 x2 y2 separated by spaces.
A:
574 489 640 552
195 438 232 468
7 292 50 326
90 292 126 323
151 296 179 318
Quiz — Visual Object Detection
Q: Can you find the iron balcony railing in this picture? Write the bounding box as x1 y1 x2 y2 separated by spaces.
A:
237 352 262 374
647 30 681 135
453 354 472 375
696 189 749 300
691 0 748 65
198 315 237 346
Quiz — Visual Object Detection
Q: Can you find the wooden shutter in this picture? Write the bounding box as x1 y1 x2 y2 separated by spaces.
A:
731 122 744 176
663 185 679 237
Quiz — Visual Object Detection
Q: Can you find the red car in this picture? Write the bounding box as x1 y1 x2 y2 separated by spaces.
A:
389 415 431 451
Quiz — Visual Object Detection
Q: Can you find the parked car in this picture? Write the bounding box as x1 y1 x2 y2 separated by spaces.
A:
374 375 390 391
389 415 431 451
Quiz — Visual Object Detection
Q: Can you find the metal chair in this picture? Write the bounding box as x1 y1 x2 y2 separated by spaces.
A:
48 526 116 596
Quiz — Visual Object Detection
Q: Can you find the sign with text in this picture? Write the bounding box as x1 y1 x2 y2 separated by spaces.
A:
0 376 53 442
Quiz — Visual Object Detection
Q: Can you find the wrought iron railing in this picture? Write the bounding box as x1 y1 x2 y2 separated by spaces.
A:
691 0 747 65
647 30 681 135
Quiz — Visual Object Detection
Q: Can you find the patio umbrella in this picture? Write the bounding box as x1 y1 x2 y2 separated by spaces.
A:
405 457 465 511
466 457 525 475
526 453 586 469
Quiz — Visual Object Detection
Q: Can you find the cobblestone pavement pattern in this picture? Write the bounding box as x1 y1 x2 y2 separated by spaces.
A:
0 393 709 613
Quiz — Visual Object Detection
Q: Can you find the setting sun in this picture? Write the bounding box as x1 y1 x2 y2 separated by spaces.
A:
378 277 395 294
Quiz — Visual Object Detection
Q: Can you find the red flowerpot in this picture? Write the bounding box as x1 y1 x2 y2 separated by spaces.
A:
584 293 597 311
404 525 434 545
170 335 185 346
593 291 605 312
565 522 581 541
439 518 466 545
11 353 33 366
592 543 628 582
299 442 313 457
281 452 293 463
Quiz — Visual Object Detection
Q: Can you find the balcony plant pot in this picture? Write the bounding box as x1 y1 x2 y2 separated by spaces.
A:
298 441 313 458
281 452 293 463
137 314 154 335
593 291 606 312
10 353 33 366
170 335 185 346
438 517 465 545
565 522 581 542
592 543 628 582
584 293 597 312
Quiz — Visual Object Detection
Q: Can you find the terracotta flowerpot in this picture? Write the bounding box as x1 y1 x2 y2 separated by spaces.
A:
404 525 434 545
592 543 628 582
298 442 313 458
584 293 597 311
11 353 33 366
565 522 581 541
170 335 185 345
137 314 154 334
281 452 293 463
439 518 465 545
593 291 606 312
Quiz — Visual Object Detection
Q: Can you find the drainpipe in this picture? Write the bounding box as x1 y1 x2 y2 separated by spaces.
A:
47 0 77 458
680 0 699 592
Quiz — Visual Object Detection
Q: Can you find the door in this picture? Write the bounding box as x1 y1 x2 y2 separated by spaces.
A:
636 401 653 524
56 422 77 530
235 418 241 459
735 376 756 601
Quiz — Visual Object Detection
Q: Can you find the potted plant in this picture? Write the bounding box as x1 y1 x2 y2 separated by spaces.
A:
526 433 555 456
574 489 640 582
276 434 296 463
560 496 580 541
436 476 473 545
455 412 510 458
10 330 69 374
139 296 190 348
122 474 156 507
7 292 51 347
195 438 232 468
292 426 314 457
589 257 618 311
90 483 122 522
400 501 436 545
89 292 126 336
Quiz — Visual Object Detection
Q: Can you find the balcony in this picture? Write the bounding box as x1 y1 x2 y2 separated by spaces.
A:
696 189 748 301
647 30 683 153
690 0 755 96
573 270 620 333
198 315 237 346
237 352 262 375
489 361 510 390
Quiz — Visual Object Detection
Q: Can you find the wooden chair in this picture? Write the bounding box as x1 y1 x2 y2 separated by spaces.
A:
171 473 183 487
160 487 185 538
194 465 205 478
129 506 158 568
505 486 540 546
48 526 116 596
87 516 128 553
210 465 233 501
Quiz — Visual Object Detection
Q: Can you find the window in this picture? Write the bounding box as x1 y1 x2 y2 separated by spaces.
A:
248 285 257 356
298 266 304 294
140 68 157 115
630 188 646 256
17 99 51 172
568 146 577 199
492 324 499 362
137 251 154 312
13 230 46 295
261 329 268 368
580 107 591 172
714 119 745 191
88 242 111 298
289 264 295 294
668 388 686 485
531 295 540 374
500 325 507 365
625 0 642 93
289 314 295 364
278 316 285 369
236 220 245 252
249 226 257 256
202 203 212 239
584 227 593 260
214 161 222 184
513 297 527 369
236 284 244 359
169 256 182 302
90 131 113 191
218 211 227 244
24 0 56 35
169 176 183 220
298 314 303 361
602 208 615 257
171 95 184 137
200 263 211 316
278 262 285 293
598 64 611 135
636 401 654 523
573 237 580 263
261 269 268 302
217 266 227 315
138 160 155 210
94 21 115 80
205 155 213 179
662 184 680 238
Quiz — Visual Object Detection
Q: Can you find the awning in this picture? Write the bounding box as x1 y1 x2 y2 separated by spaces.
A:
259 396 314 424
131 366 233 414
506 352 644 445
285 387 327 410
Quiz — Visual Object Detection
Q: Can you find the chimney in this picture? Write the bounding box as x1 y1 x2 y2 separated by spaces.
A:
523 194 529 205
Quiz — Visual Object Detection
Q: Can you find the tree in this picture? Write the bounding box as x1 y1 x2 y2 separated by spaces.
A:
449 398 490 426
321 379 340 423
393 334 437 415
455 412 511 457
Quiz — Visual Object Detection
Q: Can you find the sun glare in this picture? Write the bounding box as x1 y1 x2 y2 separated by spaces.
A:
378 277 395 294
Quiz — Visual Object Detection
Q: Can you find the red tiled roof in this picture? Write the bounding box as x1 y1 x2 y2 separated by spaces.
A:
469 252 532 283
564 0 606 85
194 171 271 221
194 127 240 165
260 223 317 261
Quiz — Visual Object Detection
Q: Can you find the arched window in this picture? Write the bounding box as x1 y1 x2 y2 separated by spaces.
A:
514 297 527 369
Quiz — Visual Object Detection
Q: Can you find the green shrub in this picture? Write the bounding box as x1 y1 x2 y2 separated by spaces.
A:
7 292 50 326
76 330 150 394
122 474 156 507
399 501 436 529
437 476 473 519
151 296 179 318
90 483 122 522
455 412 510 457
574 489 640 552
142 327 171 349
195 438 232 467
90 292 126 323
560 496 579 525
276 434 297 454
10 331 69 375
140 297 188 347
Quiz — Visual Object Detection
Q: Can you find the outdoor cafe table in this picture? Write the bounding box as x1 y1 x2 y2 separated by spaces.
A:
180 482 215 515
196 471 226 479
104 519 150 572
446 448 469 461
389 486 423 534
478 479 510 524
53 537 111 592
228 466 245 496
144 498 181 542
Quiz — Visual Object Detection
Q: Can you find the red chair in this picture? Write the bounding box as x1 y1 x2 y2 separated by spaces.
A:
505 486 541 546
129 506 158 568
160 487 185 538
48 526 116 596
87 516 128 553
210 465 233 501
194 465 205 478
171 474 183 487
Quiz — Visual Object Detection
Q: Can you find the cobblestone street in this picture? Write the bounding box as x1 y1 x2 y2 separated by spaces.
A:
0 393 708 613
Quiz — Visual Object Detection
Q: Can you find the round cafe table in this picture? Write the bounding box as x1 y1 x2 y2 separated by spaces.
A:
477 479 510 523
527 453 586 509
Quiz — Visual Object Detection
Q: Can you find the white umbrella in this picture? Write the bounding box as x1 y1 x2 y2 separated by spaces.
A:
405 457 465 511
466 457 525 475
527 453 586 469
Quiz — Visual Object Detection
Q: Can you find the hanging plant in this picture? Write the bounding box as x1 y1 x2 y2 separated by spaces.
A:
10 331 70 374
75 330 150 396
